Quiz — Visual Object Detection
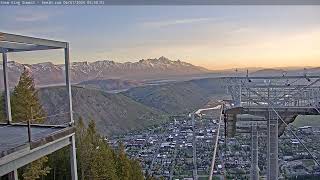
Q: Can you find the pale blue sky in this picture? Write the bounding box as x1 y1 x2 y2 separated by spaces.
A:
1 6 320 69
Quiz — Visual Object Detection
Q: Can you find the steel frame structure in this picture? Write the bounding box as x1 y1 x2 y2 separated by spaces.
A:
0 32 78 180
224 75 320 180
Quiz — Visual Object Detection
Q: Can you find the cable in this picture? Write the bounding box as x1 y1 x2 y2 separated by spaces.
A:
209 104 224 180
270 107 320 166
243 85 320 166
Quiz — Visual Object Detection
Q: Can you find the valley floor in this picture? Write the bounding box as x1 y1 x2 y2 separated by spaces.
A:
109 104 320 180
109 104 225 180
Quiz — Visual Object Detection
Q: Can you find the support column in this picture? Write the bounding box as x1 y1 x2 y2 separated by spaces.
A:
267 112 270 180
251 122 259 180
266 87 271 180
2 50 12 124
7 169 18 180
70 135 78 180
64 43 73 124
65 44 78 180
269 115 278 180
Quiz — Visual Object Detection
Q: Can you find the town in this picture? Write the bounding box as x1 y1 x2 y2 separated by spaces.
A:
110 110 320 180
109 107 224 180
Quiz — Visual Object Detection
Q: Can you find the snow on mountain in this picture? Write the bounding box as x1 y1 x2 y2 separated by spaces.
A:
0 57 209 88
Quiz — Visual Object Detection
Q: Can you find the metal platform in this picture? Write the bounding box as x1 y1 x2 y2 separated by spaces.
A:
0 124 74 176
0 32 78 180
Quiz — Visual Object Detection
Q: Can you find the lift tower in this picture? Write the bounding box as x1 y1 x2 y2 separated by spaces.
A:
223 75 320 180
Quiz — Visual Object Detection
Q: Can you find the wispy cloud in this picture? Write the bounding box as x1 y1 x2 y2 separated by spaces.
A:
15 12 50 22
141 17 214 28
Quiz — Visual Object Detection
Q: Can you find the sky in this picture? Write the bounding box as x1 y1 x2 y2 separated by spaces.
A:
0 6 320 70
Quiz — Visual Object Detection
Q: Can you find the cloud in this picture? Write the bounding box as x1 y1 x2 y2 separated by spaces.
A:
141 17 214 28
15 12 50 22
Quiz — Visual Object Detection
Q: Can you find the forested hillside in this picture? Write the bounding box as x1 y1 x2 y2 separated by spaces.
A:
39 86 167 135
124 78 226 114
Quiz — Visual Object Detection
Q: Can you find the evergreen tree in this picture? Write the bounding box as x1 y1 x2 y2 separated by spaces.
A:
145 171 157 180
116 142 131 180
49 117 146 180
1 68 147 180
75 117 88 180
129 159 144 180
11 68 45 123
47 147 71 180
22 157 50 180
76 119 117 180
0 93 6 122
10 68 49 179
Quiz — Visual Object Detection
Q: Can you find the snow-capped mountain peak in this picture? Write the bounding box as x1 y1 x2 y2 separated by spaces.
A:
1 57 209 87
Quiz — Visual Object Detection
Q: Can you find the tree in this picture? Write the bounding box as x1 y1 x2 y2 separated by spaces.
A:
0 93 6 122
76 119 117 180
22 157 51 180
10 68 49 179
75 117 88 180
129 159 144 180
47 147 71 180
116 142 131 180
11 68 45 123
145 171 157 180
49 117 145 180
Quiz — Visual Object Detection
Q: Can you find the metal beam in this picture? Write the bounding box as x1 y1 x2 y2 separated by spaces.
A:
268 112 278 180
251 123 259 180
224 75 320 80
65 43 74 124
13 169 18 180
65 44 78 180
2 50 12 124
0 32 67 49
70 135 78 180
0 42 61 52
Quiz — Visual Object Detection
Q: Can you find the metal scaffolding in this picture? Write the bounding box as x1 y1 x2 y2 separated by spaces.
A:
224 75 320 180
250 122 259 180
0 32 78 180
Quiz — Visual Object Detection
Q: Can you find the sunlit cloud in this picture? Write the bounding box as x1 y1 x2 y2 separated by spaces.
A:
141 17 215 28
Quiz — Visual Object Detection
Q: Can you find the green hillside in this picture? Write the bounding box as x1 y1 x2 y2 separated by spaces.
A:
123 78 226 114
293 115 320 127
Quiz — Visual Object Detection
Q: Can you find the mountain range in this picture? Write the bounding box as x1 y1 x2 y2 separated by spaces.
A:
37 77 226 135
0 56 209 88
2 56 319 91
1 55 317 135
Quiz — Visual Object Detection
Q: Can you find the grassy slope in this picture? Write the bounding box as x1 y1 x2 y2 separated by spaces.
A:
292 115 320 127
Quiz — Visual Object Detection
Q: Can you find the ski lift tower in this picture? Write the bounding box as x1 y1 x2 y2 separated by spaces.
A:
223 75 320 180
0 32 78 180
